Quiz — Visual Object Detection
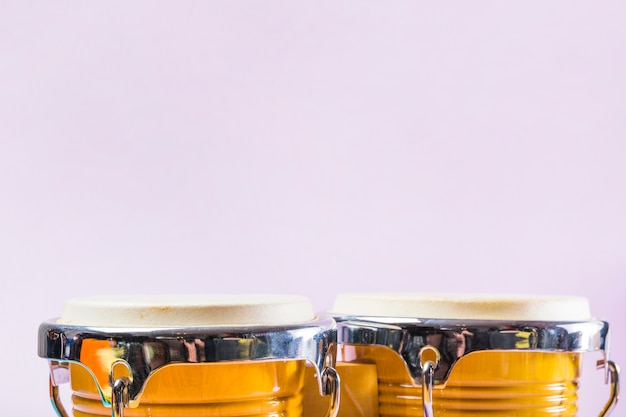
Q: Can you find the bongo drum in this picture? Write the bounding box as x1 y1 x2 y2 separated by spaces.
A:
38 294 340 417
331 293 619 417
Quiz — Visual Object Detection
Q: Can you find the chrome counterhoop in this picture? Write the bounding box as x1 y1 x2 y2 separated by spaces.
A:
39 315 339 415
335 316 611 382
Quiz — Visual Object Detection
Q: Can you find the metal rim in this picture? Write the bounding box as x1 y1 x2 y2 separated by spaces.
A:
40 314 338 405
334 316 610 383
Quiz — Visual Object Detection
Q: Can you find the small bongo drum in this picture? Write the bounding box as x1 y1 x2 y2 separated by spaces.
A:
38 294 340 417
331 293 619 417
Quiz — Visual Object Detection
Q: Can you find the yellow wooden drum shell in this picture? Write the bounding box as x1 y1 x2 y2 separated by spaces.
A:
339 345 581 417
69 360 306 417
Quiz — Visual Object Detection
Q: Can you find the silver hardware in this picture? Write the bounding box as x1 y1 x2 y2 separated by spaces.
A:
335 316 611 383
321 366 341 417
111 377 129 417
40 315 339 416
598 360 620 417
418 346 440 417
110 361 131 417
49 361 70 417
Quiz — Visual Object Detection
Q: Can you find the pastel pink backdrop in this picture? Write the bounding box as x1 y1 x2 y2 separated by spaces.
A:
1 1 625 416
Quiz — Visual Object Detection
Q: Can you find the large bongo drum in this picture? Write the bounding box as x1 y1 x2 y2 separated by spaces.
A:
331 293 619 417
38 294 340 417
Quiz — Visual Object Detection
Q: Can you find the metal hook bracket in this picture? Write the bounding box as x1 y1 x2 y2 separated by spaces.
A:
49 361 71 417
597 360 620 417
320 366 341 417
110 361 132 417
419 346 441 417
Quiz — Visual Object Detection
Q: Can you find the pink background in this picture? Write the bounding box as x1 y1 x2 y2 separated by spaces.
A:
1 1 625 415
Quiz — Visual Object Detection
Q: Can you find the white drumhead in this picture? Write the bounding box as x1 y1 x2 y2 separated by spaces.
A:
57 294 316 327
331 293 592 321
